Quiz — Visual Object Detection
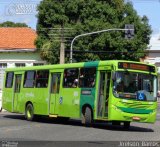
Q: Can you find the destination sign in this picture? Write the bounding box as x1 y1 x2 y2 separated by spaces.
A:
118 62 155 72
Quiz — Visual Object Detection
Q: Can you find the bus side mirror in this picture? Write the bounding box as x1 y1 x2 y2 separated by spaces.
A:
112 72 116 81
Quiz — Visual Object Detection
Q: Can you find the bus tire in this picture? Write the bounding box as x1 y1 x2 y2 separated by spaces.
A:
124 121 130 129
25 103 34 121
82 107 92 127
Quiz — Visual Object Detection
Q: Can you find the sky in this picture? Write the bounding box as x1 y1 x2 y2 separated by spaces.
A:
0 0 160 40
0 0 40 29
131 0 160 40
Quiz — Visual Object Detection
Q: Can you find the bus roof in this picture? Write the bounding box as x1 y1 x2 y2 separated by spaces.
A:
5 60 156 72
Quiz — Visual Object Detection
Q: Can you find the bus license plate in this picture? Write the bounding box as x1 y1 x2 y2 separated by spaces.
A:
132 116 141 121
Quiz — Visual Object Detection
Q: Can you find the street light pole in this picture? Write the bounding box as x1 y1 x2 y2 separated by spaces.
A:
70 28 134 63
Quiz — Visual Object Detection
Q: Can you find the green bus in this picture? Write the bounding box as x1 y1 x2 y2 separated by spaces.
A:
2 60 158 128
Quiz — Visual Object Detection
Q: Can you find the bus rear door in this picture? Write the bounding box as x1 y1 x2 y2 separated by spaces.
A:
49 73 61 115
13 73 22 112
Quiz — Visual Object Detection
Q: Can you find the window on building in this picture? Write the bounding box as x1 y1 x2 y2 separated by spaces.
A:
15 63 25 67
79 68 96 88
0 63 7 68
35 70 49 88
5 72 14 88
24 71 35 88
63 68 79 88
33 63 44 66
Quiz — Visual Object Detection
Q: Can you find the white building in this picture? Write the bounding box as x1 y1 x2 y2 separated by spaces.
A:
0 27 46 110
144 35 160 91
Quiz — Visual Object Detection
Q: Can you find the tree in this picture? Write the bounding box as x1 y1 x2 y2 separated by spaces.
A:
0 21 28 27
36 0 152 64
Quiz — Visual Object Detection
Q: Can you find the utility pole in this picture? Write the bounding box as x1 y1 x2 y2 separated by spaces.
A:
60 25 65 64
70 27 134 63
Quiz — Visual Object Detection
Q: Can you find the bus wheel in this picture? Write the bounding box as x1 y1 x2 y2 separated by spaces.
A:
82 107 92 127
123 122 130 129
25 104 34 121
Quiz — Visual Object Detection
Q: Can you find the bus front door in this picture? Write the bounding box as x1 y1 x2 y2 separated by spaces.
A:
13 74 22 112
97 71 111 119
49 73 61 115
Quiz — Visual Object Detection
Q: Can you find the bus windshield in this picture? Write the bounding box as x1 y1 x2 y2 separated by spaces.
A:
113 71 157 101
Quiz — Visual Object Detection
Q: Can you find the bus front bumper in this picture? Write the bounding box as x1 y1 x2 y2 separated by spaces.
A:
108 104 156 123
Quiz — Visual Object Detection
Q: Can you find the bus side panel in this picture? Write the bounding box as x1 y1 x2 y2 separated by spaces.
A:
2 88 13 112
22 88 49 115
2 72 14 112
59 88 81 118
80 88 96 116
16 89 26 113
18 88 35 114
34 88 49 115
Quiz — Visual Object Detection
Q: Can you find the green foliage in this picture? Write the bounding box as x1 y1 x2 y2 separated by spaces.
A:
36 0 152 64
0 21 28 27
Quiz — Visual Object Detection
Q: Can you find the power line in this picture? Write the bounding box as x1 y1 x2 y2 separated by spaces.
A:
65 50 146 54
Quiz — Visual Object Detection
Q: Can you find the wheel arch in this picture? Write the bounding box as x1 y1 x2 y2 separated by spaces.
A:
25 101 33 108
25 101 34 113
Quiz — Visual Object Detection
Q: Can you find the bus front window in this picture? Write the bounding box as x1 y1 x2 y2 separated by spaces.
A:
113 72 157 101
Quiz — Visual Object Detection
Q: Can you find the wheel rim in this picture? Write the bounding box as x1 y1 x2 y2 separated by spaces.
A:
27 107 32 119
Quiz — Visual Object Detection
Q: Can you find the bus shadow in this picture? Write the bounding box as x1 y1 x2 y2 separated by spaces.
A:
3 114 83 126
3 114 26 120
3 114 154 132
92 123 154 132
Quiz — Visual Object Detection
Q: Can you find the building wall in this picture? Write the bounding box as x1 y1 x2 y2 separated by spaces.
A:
144 54 160 91
144 37 160 93
147 52 160 58
0 51 42 61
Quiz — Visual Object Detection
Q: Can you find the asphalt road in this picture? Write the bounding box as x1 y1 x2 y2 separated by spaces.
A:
0 103 160 147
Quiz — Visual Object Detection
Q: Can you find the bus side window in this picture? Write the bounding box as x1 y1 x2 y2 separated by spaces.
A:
5 72 14 88
63 68 79 88
24 71 35 88
36 70 49 88
79 68 96 88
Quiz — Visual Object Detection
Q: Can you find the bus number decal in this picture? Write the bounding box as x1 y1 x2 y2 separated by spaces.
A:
25 92 34 98
81 90 91 95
